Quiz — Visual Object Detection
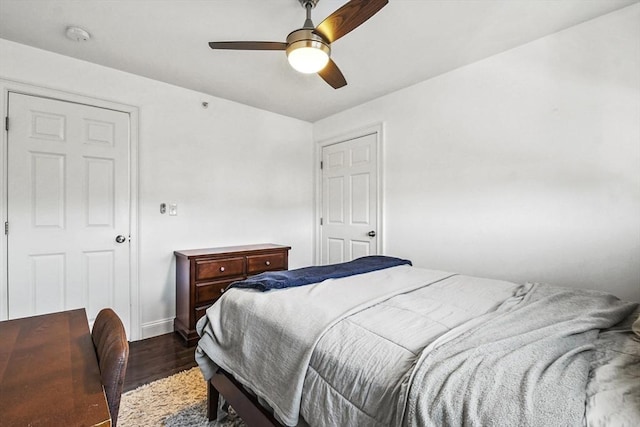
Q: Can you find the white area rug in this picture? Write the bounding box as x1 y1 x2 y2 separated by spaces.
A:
119 367 245 427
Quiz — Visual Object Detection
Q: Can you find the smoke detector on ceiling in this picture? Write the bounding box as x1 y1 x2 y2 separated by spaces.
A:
65 26 91 42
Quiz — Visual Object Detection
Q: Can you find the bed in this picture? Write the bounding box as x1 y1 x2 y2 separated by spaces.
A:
195 256 640 426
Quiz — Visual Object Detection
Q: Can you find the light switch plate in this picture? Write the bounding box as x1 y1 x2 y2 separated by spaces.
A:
168 203 178 216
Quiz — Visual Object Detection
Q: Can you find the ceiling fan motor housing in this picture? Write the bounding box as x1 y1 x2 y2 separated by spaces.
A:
286 29 330 58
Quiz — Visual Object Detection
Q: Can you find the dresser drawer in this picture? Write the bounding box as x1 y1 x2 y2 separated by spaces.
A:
194 304 212 323
247 252 287 274
196 280 232 304
195 257 244 281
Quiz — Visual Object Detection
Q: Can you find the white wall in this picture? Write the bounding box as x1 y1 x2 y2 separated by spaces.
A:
0 39 315 338
314 5 640 302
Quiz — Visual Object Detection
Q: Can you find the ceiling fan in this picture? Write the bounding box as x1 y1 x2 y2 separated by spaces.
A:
208 0 388 89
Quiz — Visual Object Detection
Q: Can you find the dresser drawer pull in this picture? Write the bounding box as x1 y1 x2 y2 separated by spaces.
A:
219 266 225 272
265 260 271 266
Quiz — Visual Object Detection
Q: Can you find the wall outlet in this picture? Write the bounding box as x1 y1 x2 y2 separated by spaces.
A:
168 203 178 216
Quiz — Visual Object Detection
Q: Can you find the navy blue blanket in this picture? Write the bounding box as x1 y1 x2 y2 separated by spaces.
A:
227 256 412 292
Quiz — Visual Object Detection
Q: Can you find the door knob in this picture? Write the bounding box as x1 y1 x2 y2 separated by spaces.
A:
115 235 127 243
367 230 376 237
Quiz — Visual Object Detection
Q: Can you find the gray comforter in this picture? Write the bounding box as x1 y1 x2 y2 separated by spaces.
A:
196 265 454 425
196 266 638 426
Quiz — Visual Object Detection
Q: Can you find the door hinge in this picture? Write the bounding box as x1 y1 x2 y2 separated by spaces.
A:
320 217 323 226
320 161 323 170
4 222 8 235
4 117 8 132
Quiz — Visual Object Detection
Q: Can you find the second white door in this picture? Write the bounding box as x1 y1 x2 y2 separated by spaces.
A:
321 133 378 264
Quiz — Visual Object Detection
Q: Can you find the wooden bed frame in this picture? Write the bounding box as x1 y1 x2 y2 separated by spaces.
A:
207 368 284 427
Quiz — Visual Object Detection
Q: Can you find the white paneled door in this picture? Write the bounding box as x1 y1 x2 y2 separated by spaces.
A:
321 133 378 264
6 92 131 332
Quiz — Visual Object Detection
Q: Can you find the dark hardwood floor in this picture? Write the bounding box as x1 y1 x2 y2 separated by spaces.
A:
123 332 198 392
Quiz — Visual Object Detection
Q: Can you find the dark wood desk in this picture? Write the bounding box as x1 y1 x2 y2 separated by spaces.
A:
0 309 111 426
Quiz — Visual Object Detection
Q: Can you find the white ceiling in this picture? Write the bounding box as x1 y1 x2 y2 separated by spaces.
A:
0 0 637 122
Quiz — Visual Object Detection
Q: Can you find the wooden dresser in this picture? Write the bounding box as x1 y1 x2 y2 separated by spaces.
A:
174 243 291 345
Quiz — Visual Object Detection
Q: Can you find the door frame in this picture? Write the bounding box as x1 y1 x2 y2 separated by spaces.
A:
0 79 141 340
314 123 384 264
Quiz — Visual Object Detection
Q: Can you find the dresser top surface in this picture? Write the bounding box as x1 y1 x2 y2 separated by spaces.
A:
174 243 290 258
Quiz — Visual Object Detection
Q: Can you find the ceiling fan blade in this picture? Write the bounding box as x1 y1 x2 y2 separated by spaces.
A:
318 59 347 89
209 41 287 51
315 0 388 43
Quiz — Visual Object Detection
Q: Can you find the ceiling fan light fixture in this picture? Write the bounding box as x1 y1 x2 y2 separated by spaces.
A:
286 29 330 74
287 45 330 73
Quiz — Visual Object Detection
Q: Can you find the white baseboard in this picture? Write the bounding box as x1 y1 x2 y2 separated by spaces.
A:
140 317 174 340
